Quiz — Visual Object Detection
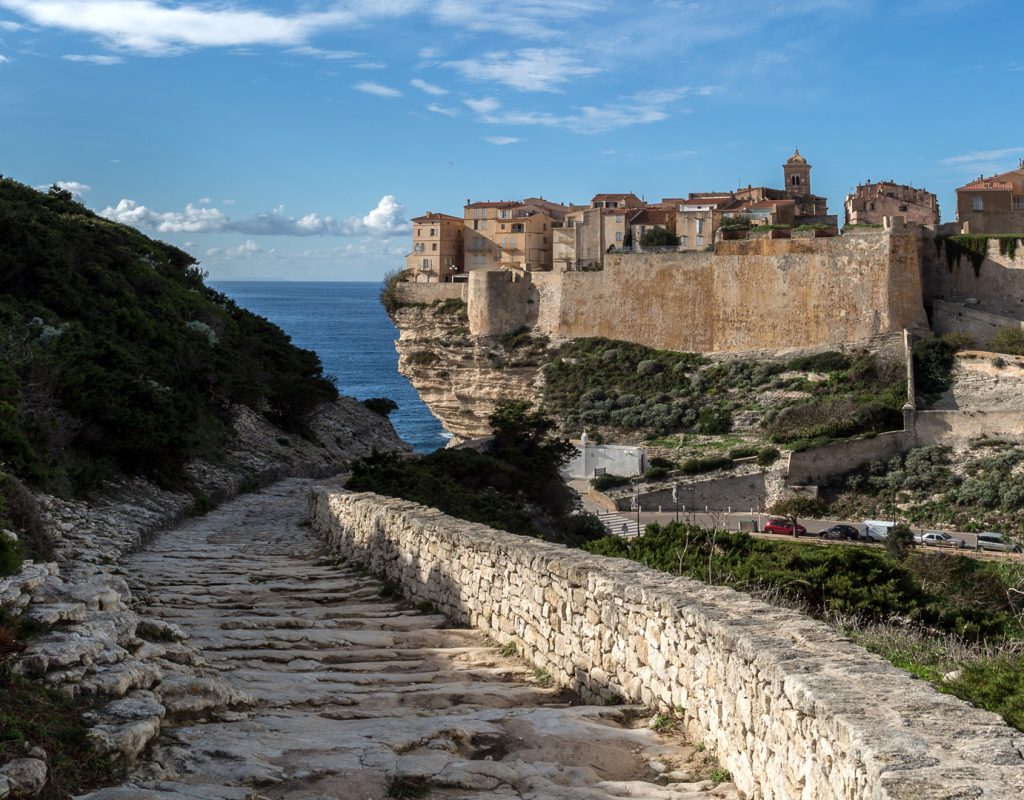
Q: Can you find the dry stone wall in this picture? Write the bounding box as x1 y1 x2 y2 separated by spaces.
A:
310 489 1024 800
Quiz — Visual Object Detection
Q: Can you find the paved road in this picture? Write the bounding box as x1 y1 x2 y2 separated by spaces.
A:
83 478 740 800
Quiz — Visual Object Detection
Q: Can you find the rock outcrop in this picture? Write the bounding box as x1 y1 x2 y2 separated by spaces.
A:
393 304 546 441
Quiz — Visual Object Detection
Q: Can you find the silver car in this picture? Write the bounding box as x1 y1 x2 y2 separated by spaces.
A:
976 532 1023 553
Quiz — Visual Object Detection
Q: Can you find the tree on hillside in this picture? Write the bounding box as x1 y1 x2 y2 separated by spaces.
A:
768 495 826 537
640 227 679 247
885 523 915 561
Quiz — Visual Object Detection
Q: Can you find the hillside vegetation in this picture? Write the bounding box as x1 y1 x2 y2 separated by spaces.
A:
541 337 917 452
0 179 337 567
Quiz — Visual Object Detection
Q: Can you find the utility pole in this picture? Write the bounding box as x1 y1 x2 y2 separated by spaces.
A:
672 482 679 524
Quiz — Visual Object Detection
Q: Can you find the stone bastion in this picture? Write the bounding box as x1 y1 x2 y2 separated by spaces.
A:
309 488 1024 800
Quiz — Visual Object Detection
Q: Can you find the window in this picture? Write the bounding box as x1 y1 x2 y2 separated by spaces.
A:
696 235 704 247
432 243 438 251
1014 196 1024 211
680 235 689 246
615 215 623 223
696 219 704 235
972 196 984 212
898 205 908 212
421 258 432 270
615 232 623 242
499 209 511 219
429 228 436 236
501 224 506 230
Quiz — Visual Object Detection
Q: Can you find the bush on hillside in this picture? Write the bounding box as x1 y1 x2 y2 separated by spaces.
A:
989 326 1024 356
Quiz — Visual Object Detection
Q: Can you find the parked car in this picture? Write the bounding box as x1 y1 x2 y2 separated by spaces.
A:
819 524 860 541
914 531 967 549
764 518 807 536
975 532 1023 553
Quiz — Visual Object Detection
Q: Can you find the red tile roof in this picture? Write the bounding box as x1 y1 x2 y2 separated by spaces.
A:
411 212 463 222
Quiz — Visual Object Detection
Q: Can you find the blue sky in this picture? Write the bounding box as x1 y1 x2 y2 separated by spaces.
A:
1 0 1022 280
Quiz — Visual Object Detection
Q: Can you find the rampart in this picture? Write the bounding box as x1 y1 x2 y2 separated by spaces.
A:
395 281 467 305
310 488 1024 800
466 229 927 354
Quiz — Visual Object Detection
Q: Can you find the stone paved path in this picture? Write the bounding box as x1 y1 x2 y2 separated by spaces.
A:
81 478 740 800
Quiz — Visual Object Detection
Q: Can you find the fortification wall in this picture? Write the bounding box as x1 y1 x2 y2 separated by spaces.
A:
786 431 916 485
467 270 537 336
310 489 1024 800
932 299 1024 344
472 232 926 354
396 282 467 304
921 230 1024 317
914 409 1024 444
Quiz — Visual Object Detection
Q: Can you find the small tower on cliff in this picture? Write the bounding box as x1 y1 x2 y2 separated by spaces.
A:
783 148 811 197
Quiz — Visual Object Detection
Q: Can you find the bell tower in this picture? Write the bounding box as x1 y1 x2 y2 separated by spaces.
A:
783 148 811 197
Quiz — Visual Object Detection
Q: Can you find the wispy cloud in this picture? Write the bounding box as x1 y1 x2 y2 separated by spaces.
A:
426 103 458 117
941 147 1024 173
410 78 447 96
446 48 600 92
36 180 91 196
0 53 8 62
353 81 402 98
0 19 20 30
483 136 522 145
288 45 361 60
100 195 411 237
631 86 717 104
466 96 669 134
0 0 416 55
430 0 604 40
63 53 122 64
206 240 264 259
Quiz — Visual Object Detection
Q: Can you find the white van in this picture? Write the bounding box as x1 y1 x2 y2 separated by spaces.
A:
862 520 896 542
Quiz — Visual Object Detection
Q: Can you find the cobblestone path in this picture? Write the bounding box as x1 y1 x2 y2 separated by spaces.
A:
81 478 739 800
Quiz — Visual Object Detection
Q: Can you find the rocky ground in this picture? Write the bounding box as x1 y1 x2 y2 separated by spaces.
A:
0 399 408 797
932 350 1024 411
79 477 740 800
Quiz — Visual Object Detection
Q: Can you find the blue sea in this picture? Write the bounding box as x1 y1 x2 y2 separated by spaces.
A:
210 281 448 453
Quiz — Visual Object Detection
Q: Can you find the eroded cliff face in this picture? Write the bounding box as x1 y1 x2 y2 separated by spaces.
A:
394 304 548 441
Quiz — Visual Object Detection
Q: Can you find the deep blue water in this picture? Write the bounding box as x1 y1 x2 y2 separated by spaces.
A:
210 281 448 453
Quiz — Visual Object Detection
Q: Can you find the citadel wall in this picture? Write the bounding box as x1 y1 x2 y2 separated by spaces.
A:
310 488 1024 800
920 229 1024 321
467 228 927 354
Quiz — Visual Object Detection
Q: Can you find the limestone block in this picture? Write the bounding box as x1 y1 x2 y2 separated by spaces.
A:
0 759 47 798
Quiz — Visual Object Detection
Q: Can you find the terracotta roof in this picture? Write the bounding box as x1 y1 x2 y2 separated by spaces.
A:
465 200 520 208
591 193 641 202
411 212 463 222
629 208 670 225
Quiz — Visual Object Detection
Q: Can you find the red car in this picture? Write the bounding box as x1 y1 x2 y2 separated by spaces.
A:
763 518 807 536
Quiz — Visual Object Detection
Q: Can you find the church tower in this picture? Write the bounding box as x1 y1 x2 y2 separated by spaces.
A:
783 148 811 197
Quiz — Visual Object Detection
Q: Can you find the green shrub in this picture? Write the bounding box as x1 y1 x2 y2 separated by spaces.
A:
913 338 956 400
727 446 758 460
679 455 732 475
786 351 852 373
380 269 406 316
362 397 398 416
756 446 781 465
592 473 631 491
696 406 732 435
649 456 676 470
989 326 1024 356
639 227 679 247
885 522 915 561
636 359 664 376
643 466 669 481
941 331 974 351
432 297 467 317
0 534 21 576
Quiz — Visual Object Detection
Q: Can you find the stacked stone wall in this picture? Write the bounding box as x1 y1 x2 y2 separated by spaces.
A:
310 489 1024 800
396 282 467 305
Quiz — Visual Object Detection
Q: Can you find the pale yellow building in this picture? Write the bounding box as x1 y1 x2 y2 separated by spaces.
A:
463 199 567 273
406 212 465 283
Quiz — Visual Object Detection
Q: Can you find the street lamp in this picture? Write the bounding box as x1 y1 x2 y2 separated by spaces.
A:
672 482 679 524
631 472 641 536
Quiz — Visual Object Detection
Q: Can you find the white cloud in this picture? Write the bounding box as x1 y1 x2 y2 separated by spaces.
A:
430 0 603 40
36 180 91 197
464 97 500 114
941 147 1024 173
288 45 361 60
354 81 402 98
631 86 716 104
0 19 20 29
0 53 7 62
206 239 262 259
410 78 447 95
418 47 440 59
446 48 600 92
62 53 123 64
354 61 386 69
426 103 458 117
100 195 410 238
483 136 521 145
466 97 669 135
0 0 417 55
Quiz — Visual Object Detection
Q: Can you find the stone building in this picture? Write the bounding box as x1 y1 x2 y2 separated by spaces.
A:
627 206 675 249
558 193 645 269
405 212 465 283
956 161 1024 233
463 199 567 274
845 180 939 227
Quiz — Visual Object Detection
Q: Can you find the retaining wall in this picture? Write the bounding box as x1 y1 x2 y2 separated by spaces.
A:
396 282 467 304
310 489 1024 800
786 431 915 485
